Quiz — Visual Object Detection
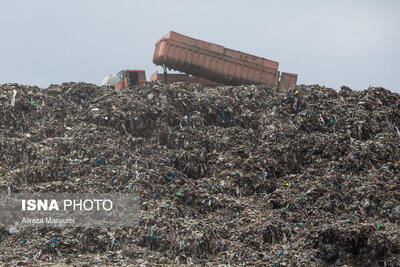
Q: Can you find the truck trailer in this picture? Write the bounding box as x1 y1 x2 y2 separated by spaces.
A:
153 31 297 91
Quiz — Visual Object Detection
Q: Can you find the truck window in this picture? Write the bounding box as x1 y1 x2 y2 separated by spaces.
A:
128 71 139 86
116 71 124 83
139 71 145 80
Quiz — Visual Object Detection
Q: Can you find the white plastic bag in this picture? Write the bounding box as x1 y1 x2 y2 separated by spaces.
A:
10 89 17 107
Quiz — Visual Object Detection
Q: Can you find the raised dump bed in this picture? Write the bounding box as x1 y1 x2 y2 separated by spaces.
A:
153 31 283 88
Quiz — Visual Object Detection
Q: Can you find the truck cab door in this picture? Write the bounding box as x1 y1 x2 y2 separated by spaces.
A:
115 71 125 91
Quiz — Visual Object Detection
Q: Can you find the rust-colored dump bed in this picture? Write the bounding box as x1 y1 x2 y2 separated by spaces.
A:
153 31 280 87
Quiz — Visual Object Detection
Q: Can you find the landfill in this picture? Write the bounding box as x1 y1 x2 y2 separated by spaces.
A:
0 81 399 266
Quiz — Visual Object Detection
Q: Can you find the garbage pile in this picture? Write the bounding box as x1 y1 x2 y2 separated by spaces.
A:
0 81 399 265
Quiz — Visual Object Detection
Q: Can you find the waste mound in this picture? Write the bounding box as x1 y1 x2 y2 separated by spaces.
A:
0 82 399 265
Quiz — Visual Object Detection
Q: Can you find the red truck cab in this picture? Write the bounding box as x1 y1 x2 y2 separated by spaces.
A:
115 69 146 90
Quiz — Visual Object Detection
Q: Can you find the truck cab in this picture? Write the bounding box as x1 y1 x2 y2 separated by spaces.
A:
115 70 146 90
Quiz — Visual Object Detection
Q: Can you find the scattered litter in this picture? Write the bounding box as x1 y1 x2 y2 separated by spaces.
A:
0 82 399 265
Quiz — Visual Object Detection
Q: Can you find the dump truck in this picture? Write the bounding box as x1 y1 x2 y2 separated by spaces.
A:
153 31 297 91
107 31 297 90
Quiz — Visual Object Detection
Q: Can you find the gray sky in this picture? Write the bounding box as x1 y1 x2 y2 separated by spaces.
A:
0 0 399 92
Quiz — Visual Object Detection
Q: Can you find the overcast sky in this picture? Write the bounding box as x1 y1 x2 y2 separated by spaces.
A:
0 0 399 92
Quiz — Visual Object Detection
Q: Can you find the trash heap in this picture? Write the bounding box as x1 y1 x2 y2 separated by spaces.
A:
0 81 399 266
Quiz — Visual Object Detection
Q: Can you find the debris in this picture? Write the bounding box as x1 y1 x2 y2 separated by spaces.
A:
0 82 399 265
10 89 17 107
